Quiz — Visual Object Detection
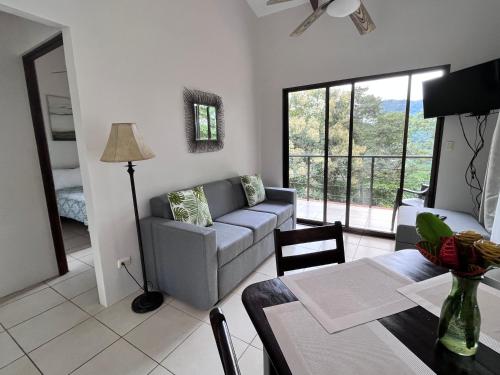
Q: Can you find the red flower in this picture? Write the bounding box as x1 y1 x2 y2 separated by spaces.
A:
439 237 460 269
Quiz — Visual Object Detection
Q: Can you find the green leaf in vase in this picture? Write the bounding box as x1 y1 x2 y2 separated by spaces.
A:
416 213 453 249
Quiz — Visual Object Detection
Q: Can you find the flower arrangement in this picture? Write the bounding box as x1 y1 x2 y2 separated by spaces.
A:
415 212 500 277
415 212 500 356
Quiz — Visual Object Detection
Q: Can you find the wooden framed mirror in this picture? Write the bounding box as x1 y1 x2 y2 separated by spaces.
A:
184 88 224 153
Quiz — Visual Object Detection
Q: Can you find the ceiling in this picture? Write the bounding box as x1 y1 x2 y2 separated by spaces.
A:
246 0 309 17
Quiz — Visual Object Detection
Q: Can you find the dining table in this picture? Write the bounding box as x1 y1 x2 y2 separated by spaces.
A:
241 250 500 375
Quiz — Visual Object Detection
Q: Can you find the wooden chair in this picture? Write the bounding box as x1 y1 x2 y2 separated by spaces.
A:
209 308 241 375
274 222 346 277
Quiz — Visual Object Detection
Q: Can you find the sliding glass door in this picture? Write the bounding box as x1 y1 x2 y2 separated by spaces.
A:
284 67 447 234
288 88 326 222
326 84 352 225
350 76 408 232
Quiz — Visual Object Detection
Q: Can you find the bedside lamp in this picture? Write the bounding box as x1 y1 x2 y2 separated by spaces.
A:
101 123 164 313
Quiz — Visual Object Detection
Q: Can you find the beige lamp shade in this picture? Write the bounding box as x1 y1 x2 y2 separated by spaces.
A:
100 123 155 163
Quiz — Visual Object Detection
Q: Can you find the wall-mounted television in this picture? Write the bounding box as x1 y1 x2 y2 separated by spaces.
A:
423 59 500 118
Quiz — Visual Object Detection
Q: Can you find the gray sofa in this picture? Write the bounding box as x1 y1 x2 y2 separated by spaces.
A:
395 206 489 251
140 177 296 309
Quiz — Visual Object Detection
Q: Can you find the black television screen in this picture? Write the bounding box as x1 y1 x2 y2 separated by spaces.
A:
423 59 500 118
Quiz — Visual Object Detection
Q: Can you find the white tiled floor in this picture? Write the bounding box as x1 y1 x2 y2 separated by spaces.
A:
0 233 394 375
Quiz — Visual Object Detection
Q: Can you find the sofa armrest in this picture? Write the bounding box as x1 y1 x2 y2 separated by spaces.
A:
141 218 218 309
265 187 297 228
265 187 296 205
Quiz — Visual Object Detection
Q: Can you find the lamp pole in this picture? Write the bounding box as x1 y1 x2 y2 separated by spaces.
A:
126 161 163 313
127 162 149 294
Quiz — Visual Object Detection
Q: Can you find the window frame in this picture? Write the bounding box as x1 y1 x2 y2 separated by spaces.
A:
282 64 451 236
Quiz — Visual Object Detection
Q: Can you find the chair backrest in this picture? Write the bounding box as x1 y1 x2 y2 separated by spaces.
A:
274 222 346 277
209 308 241 375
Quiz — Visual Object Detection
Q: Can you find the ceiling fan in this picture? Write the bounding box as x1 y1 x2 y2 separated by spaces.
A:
266 0 376 37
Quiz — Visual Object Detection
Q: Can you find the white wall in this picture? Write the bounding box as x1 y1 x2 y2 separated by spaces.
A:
0 0 260 305
254 0 500 215
35 45 80 169
0 12 60 297
435 114 497 214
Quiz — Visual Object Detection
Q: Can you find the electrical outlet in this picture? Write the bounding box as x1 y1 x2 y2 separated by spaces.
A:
117 256 132 269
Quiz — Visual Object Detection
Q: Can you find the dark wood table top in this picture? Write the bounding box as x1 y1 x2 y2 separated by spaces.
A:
242 250 500 375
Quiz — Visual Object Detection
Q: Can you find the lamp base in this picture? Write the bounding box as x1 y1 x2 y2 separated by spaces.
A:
131 291 164 313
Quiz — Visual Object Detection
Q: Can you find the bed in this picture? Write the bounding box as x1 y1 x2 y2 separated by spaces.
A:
53 168 88 226
56 186 88 226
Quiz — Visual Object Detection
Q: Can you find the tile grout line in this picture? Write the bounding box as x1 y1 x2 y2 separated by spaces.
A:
2 298 69 331
0 322 45 374
21 305 122 375
117 297 250 372
117 301 203 366
66 336 122 375
1 267 96 330
50 282 97 303
67 296 181 374
11 287 95 357
25 317 94 355
0 285 50 310
237 342 252 362
147 364 174 375
45 266 92 288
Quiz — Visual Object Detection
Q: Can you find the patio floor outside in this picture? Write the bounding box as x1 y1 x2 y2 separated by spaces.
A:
297 198 395 233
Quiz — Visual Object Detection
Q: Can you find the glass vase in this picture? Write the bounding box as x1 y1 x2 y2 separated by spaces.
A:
438 273 482 356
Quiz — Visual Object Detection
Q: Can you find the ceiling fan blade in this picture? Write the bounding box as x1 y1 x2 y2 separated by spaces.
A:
349 2 376 35
266 0 294 5
290 0 333 37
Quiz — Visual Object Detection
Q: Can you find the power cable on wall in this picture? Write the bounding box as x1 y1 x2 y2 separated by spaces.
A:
458 114 489 218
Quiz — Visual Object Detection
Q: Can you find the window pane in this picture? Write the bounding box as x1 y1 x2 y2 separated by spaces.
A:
404 70 445 195
327 84 352 225
288 88 326 222
209 106 217 140
351 76 409 231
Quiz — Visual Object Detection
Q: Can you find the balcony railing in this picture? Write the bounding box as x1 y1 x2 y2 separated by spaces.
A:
289 154 433 208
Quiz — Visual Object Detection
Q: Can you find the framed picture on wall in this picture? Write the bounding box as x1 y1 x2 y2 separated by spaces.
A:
46 95 75 141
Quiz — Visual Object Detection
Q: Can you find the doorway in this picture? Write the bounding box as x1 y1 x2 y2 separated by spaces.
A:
284 66 449 235
23 34 92 275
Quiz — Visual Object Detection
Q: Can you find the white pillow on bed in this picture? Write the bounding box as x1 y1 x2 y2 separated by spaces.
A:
53 168 82 190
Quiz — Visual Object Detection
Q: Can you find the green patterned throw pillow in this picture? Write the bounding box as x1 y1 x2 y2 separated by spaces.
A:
167 186 213 227
241 175 266 207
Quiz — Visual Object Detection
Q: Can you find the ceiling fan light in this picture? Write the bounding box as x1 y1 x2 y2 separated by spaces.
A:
326 0 361 17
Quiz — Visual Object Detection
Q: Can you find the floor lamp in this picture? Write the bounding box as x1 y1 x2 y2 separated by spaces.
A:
101 123 164 313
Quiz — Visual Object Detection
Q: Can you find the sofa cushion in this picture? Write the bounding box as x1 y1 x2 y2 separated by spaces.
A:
213 222 254 267
247 201 293 226
167 186 213 227
215 209 277 243
203 179 245 219
227 177 248 208
241 175 266 207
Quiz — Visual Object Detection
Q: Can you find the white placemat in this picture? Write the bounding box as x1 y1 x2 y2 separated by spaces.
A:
264 301 435 375
280 258 417 333
398 273 500 353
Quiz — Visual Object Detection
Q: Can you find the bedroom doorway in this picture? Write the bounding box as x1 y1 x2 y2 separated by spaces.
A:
23 34 92 275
